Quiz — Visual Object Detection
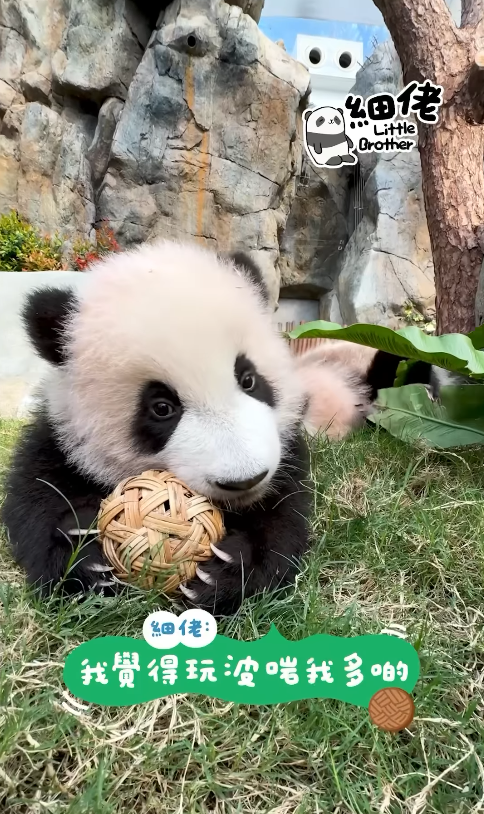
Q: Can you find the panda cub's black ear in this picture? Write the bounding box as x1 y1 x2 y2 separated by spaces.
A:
303 109 313 122
229 252 269 304
22 287 78 366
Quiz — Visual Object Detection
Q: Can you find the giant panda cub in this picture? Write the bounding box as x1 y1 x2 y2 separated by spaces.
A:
2 241 398 615
295 341 404 439
2 242 311 616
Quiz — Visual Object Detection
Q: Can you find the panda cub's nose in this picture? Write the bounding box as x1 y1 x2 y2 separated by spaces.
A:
214 471 269 492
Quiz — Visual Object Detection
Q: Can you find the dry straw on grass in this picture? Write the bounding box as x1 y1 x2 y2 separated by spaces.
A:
2 422 484 813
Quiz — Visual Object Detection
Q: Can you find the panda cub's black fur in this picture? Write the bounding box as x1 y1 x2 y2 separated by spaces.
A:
2 242 311 616
4 406 309 616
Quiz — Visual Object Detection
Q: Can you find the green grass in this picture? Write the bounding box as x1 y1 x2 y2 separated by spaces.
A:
1 418 484 813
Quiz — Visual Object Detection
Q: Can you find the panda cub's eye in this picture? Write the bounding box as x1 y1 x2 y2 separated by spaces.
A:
234 354 276 407
134 381 183 454
240 371 256 392
150 400 176 420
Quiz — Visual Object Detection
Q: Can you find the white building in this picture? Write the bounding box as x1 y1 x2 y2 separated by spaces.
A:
262 0 460 26
294 34 363 109
262 0 384 25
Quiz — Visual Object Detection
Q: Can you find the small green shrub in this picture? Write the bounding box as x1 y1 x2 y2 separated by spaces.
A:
0 210 64 271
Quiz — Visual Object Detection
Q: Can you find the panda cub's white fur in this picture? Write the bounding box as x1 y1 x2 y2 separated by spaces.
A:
46 240 305 506
294 340 378 439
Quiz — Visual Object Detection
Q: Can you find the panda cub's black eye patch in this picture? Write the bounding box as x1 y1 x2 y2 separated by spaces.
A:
316 116 325 126
133 381 183 454
235 355 275 408
334 115 341 125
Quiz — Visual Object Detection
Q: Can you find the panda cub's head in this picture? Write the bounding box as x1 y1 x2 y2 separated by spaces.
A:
23 241 305 507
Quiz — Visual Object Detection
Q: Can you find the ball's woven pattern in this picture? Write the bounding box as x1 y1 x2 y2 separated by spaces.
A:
368 688 415 732
98 470 224 593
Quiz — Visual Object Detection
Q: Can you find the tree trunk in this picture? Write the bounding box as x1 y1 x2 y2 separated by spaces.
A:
373 0 484 335
419 108 484 334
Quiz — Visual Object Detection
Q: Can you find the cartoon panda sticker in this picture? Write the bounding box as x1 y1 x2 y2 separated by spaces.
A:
303 106 357 168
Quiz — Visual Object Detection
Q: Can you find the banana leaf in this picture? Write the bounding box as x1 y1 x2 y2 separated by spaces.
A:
467 324 484 349
440 384 484 425
289 320 484 379
369 384 484 448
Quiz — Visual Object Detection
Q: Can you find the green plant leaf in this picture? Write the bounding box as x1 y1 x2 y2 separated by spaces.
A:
440 384 484 425
369 384 484 448
467 324 484 349
289 320 484 379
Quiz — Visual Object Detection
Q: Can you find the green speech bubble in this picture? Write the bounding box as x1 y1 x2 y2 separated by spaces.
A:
63 626 420 711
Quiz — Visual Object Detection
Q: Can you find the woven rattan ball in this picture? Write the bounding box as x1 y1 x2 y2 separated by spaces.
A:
98 470 224 593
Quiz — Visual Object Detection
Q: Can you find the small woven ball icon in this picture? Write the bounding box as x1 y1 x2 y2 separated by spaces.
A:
368 687 415 732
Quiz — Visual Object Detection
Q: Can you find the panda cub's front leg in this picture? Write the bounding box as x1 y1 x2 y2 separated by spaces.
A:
180 451 310 616
1 415 116 597
181 506 309 616
53 504 119 596
181 529 258 615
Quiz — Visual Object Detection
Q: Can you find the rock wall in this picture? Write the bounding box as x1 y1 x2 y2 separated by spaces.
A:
275 39 434 329
0 0 151 250
324 41 435 328
0 2 435 325
0 0 309 299
279 161 349 300
98 0 309 302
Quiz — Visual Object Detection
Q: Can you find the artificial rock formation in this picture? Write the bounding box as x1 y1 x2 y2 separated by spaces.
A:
0 0 149 248
98 0 309 302
0 0 309 300
0 1 434 324
325 41 435 328
279 161 349 301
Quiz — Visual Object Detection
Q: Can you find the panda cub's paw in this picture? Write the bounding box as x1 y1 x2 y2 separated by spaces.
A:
57 533 122 596
65 540 120 596
180 532 253 616
56 506 119 596
84 559 119 595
